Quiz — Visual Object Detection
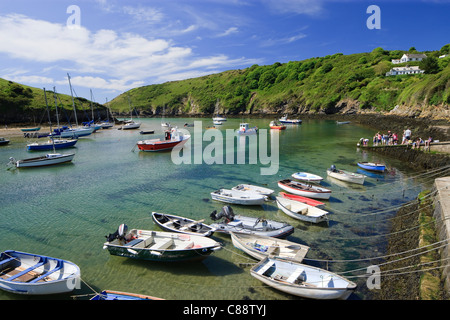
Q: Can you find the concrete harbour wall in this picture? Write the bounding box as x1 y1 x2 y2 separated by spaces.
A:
432 177 450 298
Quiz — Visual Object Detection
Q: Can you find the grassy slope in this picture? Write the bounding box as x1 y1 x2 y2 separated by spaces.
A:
108 47 450 116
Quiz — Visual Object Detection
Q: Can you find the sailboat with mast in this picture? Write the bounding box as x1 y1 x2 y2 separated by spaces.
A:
51 74 95 138
9 89 75 168
212 99 227 122
121 95 141 130
161 105 170 128
99 98 114 129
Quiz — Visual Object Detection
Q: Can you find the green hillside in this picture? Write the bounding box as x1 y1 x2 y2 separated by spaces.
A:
0 78 106 124
109 45 450 118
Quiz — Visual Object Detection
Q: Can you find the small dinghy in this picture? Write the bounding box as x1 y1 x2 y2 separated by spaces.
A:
151 212 216 237
357 162 386 172
291 172 323 183
231 184 274 196
91 290 164 300
209 206 294 238
276 197 329 224
269 121 286 130
211 188 267 205
327 165 365 185
103 224 221 262
278 179 331 200
279 192 325 209
0 250 81 295
250 256 357 300
230 232 309 262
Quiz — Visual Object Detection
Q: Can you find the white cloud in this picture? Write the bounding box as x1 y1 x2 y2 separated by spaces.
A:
216 27 239 37
260 33 307 47
0 13 255 92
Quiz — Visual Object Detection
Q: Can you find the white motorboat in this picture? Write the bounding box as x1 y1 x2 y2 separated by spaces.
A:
231 184 274 196
250 256 357 300
327 165 365 185
291 172 323 182
278 179 331 200
9 153 75 168
236 123 258 135
211 188 267 205
275 196 329 224
230 232 309 262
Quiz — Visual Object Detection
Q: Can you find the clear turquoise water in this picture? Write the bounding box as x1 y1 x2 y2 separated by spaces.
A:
0 118 435 300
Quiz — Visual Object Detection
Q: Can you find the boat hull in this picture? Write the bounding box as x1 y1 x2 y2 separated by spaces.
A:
91 290 164 300
327 170 365 185
250 257 357 300
357 162 386 172
277 180 331 200
211 189 267 205
210 215 294 238
230 232 309 262
279 192 325 208
152 212 215 237
276 197 329 224
291 172 323 182
14 153 75 168
137 137 189 152
27 140 77 151
0 250 80 295
104 229 221 262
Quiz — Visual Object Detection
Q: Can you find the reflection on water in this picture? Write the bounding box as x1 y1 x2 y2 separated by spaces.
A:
0 118 437 300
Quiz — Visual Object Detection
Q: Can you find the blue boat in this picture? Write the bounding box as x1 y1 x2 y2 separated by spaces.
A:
27 138 78 151
0 250 81 295
91 290 164 300
357 162 386 172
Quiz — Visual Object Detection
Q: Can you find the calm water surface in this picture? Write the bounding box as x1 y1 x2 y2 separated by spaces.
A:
0 118 436 300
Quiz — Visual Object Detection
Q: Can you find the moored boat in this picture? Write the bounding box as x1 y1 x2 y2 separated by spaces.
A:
279 115 301 125
0 137 10 146
269 121 286 130
278 179 331 200
236 123 258 135
103 225 221 262
275 196 329 224
357 162 386 172
151 212 216 237
211 188 267 205
137 128 190 152
250 256 357 300
9 153 75 168
21 127 41 132
27 138 77 151
122 120 141 130
279 192 325 209
291 172 323 182
327 165 365 185
91 290 164 300
209 206 294 238
0 250 81 295
230 232 309 262
231 184 274 196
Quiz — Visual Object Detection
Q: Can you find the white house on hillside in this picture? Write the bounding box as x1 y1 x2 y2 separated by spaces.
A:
386 65 425 76
400 53 427 63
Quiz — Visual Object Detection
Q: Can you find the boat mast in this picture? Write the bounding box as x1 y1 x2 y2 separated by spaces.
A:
67 73 78 127
43 88 56 153
53 87 61 129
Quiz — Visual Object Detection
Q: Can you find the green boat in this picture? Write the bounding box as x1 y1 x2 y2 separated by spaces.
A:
103 225 222 262
21 127 41 132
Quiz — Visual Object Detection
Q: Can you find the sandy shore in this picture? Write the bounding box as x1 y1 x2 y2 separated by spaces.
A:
0 126 51 138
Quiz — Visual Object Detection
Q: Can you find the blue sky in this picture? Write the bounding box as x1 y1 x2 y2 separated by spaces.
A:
0 0 449 103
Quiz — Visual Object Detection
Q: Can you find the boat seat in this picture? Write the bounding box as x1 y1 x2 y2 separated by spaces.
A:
287 267 306 284
150 239 174 250
124 238 143 247
0 257 16 268
256 260 275 276
29 260 63 283
132 237 154 249
266 244 280 256
184 241 194 249
7 258 47 282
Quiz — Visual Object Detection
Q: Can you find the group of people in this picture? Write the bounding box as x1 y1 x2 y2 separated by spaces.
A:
369 128 433 151
372 131 399 146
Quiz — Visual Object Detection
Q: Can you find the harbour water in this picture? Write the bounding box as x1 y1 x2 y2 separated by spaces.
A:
0 117 439 300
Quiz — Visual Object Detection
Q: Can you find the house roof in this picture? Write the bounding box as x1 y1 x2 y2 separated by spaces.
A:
403 53 427 58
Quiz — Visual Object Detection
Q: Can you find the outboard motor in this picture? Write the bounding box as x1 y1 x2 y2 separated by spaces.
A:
105 224 128 242
210 206 235 222
330 164 337 172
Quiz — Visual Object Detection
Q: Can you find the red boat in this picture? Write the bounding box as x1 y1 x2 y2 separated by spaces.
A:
269 121 286 130
279 192 326 208
137 128 190 152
